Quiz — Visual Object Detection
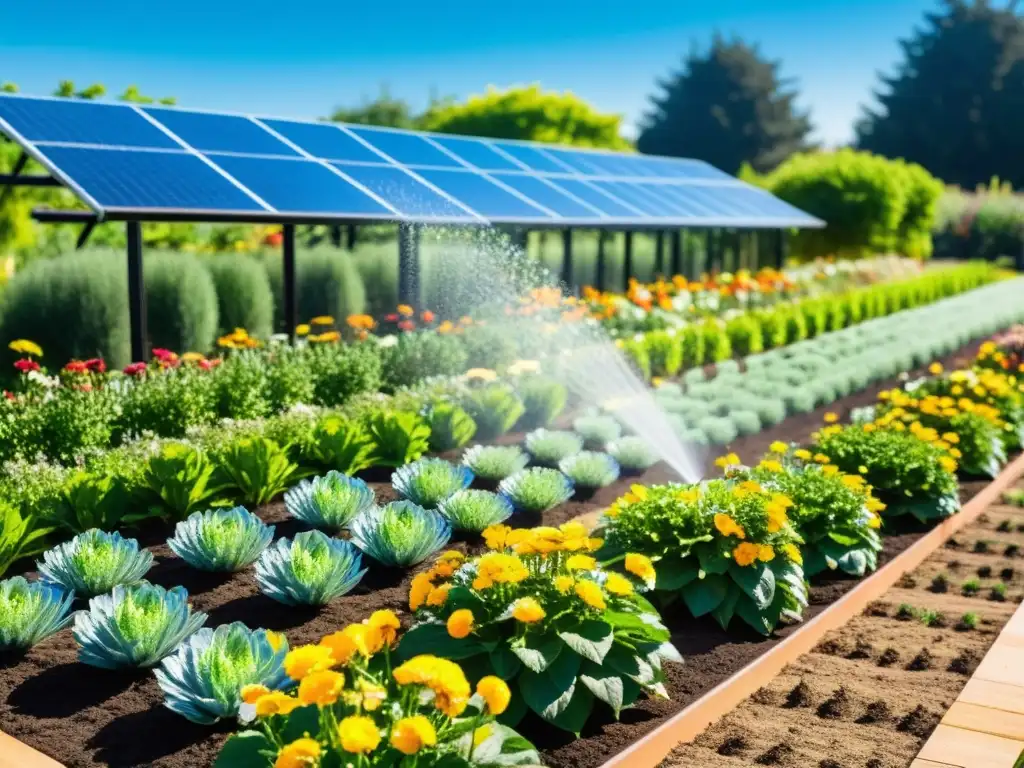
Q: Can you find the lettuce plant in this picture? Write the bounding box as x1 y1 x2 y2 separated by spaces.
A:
0 576 75 651
462 445 529 482
572 414 623 449
515 376 568 430
306 415 374 475
607 436 658 473
140 442 223 520
155 622 290 724
74 582 207 668
38 529 154 599
255 531 367 606
463 384 525 440
559 451 621 490
524 429 583 467
424 401 477 452
0 502 53 579
216 437 298 506
284 472 374 532
167 507 274 572
349 501 451 567
437 489 514 533
498 468 575 514
392 458 474 509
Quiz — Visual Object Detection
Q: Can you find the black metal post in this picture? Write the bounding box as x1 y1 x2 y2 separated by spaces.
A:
398 223 421 307
680 228 690 279
654 231 665 275
670 230 682 276
126 221 147 362
595 231 607 290
775 229 788 268
561 228 574 287
346 224 358 251
622 231 634 289
283 223 298 342
709 229 722 273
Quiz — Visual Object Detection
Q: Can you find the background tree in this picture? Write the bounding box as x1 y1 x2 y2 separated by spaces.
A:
637 36 813 174
856 0 1024 188
328 85 425 129
421 84 631 149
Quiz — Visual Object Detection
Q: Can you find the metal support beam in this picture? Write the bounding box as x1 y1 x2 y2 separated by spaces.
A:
709 229 722 273
283 223 298 342
398 223 421 307
654 231 665 275
126 222 147 363
595 231 607 290
622 231 634 290
561 229 573 287
75 219 97 250
670 230 682 276
775 229 788 268
346 224 357 251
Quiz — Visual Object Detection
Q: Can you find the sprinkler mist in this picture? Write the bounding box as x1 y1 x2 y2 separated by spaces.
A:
417 227 705 484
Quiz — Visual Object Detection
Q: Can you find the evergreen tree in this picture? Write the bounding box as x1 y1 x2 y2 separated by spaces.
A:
637 36 813 174
856 0 1024 188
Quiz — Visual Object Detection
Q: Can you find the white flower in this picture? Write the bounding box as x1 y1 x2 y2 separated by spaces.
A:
376 334 399 348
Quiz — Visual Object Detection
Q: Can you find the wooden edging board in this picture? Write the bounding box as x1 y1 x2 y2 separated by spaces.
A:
600 450 1024 768
3 454 1024 768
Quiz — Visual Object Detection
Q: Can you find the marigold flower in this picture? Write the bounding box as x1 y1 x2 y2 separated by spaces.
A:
477 676 512 715
240 683 270 704
320 624 381 665
390 715 436 755
942 432 960 444
793 448 812 460
566 554 597 571
823 412 839 423
295 323 310 336
554 575 575 593
714 513 746 539
575 579 606 610
393 655 470 717
409 572 435 611
714 452 741 468
338 715 381 754
254 691 301 716
733 542 760 567
769 441 789 454
447 609 474 639
605 572 634 595
274 737 322 768
397 304 415 317
284 644 335 680
757 544 775 562
783 543 803 565
929 362 944 375
311 315 335 325
421 310 436 323
482 524 511 550
625 553 656 582
426 584 450 607
8 339 43 357
298 669 345 705
367 609 400 647
939 456 958 473
512 596 546 623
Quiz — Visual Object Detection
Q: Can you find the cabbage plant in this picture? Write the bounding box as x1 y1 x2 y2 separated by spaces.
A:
349 501 451 567
437 489 514 532
498 468 575 514
462 444 529 482
38 529 154 599
167 507 274 572
284 472 374 532
607 436 658 473
155 622 290 724
559 451 621 490
524 429 584 467
572 413 623 448
74 582 207 668
392 458 473 509
0 577 75 651
255 530 366 605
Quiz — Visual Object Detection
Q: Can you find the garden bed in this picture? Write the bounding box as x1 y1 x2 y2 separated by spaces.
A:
0 337 998 768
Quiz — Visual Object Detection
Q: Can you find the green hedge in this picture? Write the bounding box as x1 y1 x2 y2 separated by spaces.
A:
263 247 367 331
205 253 274 338
145 251 219 355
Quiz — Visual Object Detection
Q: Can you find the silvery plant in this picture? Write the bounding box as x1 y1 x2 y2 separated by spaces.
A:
38 529 154 599
255 530 367 606
167 506 274 572
392 458 474 509
349 501 451 567
284 471 374 532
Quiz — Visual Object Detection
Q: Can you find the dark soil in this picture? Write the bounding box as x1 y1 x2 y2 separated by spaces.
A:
897 705 940 738
877 648 901 667
906 648 934 671
856 700 893 725
784 680 814 708
816 687 850 719
717 735 749 756
755 743 795 766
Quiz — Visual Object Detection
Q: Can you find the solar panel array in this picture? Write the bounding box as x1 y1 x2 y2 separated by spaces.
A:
0 94 824 228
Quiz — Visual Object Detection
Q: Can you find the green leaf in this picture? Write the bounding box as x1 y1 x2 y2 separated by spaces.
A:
214 731 274 768
730 562 776 610
695 544 731 574
557 619 613 664
489 644 523 680
397 622 485 661
279 704 321 743
579 660 625 715
518 646 581 723
653 555 700 590
827 531 861 547
836 548 869 576
548 684 594 735
710 587 740 630
681 572 728 617
510 632 563 673
495 684 529 727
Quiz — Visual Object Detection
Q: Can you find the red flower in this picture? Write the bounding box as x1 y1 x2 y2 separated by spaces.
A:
151 348 176 361
199 359 213 371
123 362 147 376
4 391 15 401
421 310 436 323
84 358 106 373
14 359 40 373
63 360 89 374
78 383 93 392
264 231 283 247
385 313 400 323
397 320 416 332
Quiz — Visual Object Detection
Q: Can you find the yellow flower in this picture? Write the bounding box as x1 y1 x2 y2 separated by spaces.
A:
942 432 960 444
733 542 760 567
356 679 387 711
794 449 812 460
298 669 345 705
575 580 606 610
939 456 958 474
764 502 788 533
554 575 575 593
319 624 382 665
409 572 435 611
714 452 741 468
840 474 865 489
512 597 546 623
274 737 322 768
625 553 656 582
769 441 789 454
426 584 451 607
858 465 869 474
240 683 270 704
929 362 944 375
676 488 700 504
295 324 310 336
758 459 784 473
311 315 335 325
566 554 597 571
8 339 43 357
605 572 634 595
338 715 381 754
950 447 962 459
465 367 498 382
822 464 840 476
823 412 839 423
284 644 335 680
866 497 886 513
757 544 775 562
783 543 803 565
477 676 512 715
390 715 437 755
397 304 415 317
255 691 301 717
392 656 471 717
813 453 830 464
867 513 882 529
367 609 400 647
265 631 285 653
447 609 474 639
714 513 747 539
473 725 492 747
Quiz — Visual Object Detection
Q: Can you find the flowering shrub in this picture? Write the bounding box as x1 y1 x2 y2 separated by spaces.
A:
600 477 807 635
217 613 539 767
401 523 679 733
911 365 1024 450
975 334 1024 376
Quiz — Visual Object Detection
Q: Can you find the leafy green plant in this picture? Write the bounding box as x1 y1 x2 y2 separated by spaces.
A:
216 437 298 506
255 530 367 606
0 501 53 578
919 609 944 627
52 469 131 534
402 523 679 733
306 415 375 475
956 612 979 631
284 472 374 533
990 583 1008 602
572 414 623 449
0 576 75 651
961 578 981 596
213 352 273 421
364 410 431 468
349 501 452 568
606 436 658 473
74 581 207 668
392 459 474 509
307 341 384 408
515 376 568 430
167 507 274 572
437 490 514 533
424 401 477 452
644 330 683 377
463 384 525 440
140 442 224 520
524 429 583 467
498 468 575 514
116 366 216 441
462 445 530 483
559 452 621 490
38 529 154 598
155 622 289 724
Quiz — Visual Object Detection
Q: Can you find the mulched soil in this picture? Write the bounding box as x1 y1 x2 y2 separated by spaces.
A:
0 338 1000 768
661 481 1024 768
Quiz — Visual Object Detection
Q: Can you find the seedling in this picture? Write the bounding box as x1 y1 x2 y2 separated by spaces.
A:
1002 488 1024 506
929 574 949 594
990 583 1008 602
895 603 917 621
919 609 944 628
962 578 981 596
955 612 979 631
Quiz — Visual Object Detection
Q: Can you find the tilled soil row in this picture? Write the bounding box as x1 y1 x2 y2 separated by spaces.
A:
661 483 1024 768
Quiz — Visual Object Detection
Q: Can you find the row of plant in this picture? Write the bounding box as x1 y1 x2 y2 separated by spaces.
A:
648 277 1024 445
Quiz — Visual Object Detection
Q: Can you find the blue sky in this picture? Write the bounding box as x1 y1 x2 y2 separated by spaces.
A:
0 0 937 146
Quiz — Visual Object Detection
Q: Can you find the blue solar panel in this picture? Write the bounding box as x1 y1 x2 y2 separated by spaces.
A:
37 146 266 212
430 136 522 171
257 119 384 163
550 178 646 218
144 108 299 157
490 142 569 174
210 154 391 216
0 98 179 149
657 185 719 217
333 163 475 219
413 169 554 220
491 174 604 219
346 126 465 168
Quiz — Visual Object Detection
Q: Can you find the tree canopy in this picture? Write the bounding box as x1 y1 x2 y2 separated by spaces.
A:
856 0 1024 188
328 85 425 129
637 36 813 174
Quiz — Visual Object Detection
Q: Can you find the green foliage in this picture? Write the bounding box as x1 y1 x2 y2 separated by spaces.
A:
392 458 474 509
463 384 526 440
349 501 451 567
424 401 477 452
213 352 272 421
0 577 75 651
726 314 764 357
515 376 568 430
498 468 575 514
364 409 431 468
144 251 219 354
215 437 298 507
264 346 316 411
618 338 651 381
559 451 621 490
573 414 623 449
645 331 683 378
255 530 367 605
264 248 366 333
309 342 384 407
525 429 584 467
284 472 374 533
0 501 53 578
205 254 274 339
607 437 659 473
37 529 153 598
437 489 514 533
680 324 707 369
306 415 375 475
116 367 216 440
29 388 117 464
52 469 130 534
141 443 224 520
462 445 530 482
381 332 469 392
701 320 732 363
167 507 275 572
